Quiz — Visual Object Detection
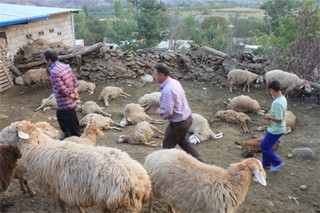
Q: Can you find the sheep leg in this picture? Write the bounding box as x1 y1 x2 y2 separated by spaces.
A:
241 123 250 133
111 121 124 127
77 206 85 213
22 179 36 197
242 84 247 92
105 126 122 131
149 119 164 124
121 92 131 97
284 127 292 134
168 205 175 213
144 140 157 147
256 125 267 131
99 109 112 117
149 124 165 135
18 178 28 193
57 197 67 213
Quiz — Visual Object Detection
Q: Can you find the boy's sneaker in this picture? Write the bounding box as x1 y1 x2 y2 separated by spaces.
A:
263 165 270 170
270 162 286 172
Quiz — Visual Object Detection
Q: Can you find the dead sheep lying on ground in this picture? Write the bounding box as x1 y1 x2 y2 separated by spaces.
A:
256 110 296 134
187 113 223 144
98 86 131 107
144 149 266 213
34 94 81 112
77 101 112 117
80 113 123 131
211 109 252 133
120 103 164 127
117 121 164 147
225 95 265 115
0 144 21 193
78 80 96 95
63 124 104 146
0 120 151 213
14 68 50 88
228 69 264 92
234 135 280 158
138 92 161 111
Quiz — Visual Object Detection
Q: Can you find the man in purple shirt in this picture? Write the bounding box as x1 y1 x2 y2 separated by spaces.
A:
153 63 203 162
44 50 81 139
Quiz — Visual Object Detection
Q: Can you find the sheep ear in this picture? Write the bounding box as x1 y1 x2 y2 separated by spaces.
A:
18 131 30 140
253 169 267 186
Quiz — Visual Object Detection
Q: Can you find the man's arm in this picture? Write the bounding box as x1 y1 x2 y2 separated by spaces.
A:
159 89 174 119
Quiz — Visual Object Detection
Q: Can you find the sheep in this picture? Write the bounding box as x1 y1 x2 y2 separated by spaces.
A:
80 113 123 131
1 121 59 197
35 94 81 112
117 121 164 147
0 144 21 193
63 124 104 146
78 80 96 95
120 103 164 127
1 120 151 213
210 109 252 133
77 101 112 117
34 121 60 139
234 135 280 157
144 149 267 213
98 86 131 107
15 68 50 88
296 82 320 104
187 113 223 144
256 110 296 134
138 92 161 111
225 95 265 115
228 69 264 92
265 69 305 96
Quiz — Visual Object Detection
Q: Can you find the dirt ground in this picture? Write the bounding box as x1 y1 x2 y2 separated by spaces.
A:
0 76 319 213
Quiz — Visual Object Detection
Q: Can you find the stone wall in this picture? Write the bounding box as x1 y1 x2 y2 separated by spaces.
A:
0 14 75 62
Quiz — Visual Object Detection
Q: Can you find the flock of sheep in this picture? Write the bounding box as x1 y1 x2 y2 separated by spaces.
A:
0 67 309 213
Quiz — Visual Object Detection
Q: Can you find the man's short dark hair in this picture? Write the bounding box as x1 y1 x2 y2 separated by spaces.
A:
43 50 58 62
154 63 170 76
268 80 282 91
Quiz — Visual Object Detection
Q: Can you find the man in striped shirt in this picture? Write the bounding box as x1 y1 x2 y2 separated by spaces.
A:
153 63 203 162
44 50 81 139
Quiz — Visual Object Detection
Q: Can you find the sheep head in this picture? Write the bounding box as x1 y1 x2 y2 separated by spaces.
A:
16 120 46 145
117 135 129 143
229 158 267 186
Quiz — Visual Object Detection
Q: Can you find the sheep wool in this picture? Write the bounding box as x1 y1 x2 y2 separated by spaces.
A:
265 69 304 96
228 69 263 92
0 144 21 193
144 149 266 213
227 95 263 114
138 92 161 110
79 113 122 131
2 120 151 213
98 86 131 107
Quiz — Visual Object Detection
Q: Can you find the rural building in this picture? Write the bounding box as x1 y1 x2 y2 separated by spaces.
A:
0 3 80 92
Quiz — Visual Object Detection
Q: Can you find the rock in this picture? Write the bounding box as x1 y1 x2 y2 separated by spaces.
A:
141 74 153 83
300 185 307 190
287 153 293 158
292 147 315 159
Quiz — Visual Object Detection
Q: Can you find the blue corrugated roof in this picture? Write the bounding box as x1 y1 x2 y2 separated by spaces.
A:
0 3 80 27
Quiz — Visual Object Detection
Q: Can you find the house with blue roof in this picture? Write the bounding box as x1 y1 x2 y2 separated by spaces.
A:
0 3 80 92
0 3 80 60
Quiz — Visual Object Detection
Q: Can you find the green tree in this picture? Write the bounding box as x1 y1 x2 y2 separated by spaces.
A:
128 0 168 47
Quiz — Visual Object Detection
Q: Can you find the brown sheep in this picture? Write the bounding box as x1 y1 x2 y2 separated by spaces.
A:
21 68 50 88
234 135 280 158
0 144 21 193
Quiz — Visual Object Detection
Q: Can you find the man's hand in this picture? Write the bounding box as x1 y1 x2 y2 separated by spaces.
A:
70 91 80 100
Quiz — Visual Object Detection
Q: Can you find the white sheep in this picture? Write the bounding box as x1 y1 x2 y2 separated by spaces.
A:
225 95 265 115
117 121 164 147
265 69 305 96
211 109 252 133
78 101 112 117
1 121 60 197
78 80 96 95
228 69 264 92
138 92 161 111
80 113 123 131
14 68 50 88
120 103 164 127
1 120 151 213
187 113 223 144
98 86 131 107
144 149 267 213
63 124 104 146
0 144 21 193
256 110 296 134
35 94 81 112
